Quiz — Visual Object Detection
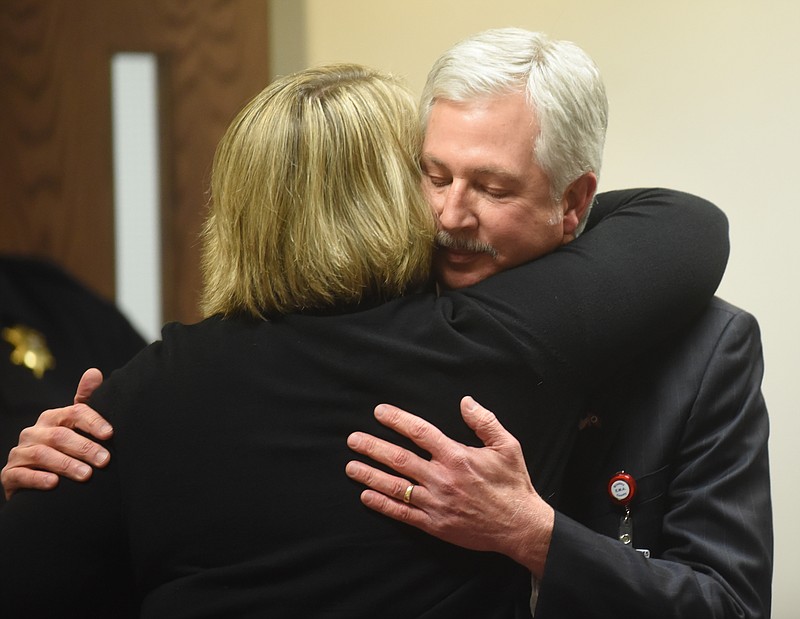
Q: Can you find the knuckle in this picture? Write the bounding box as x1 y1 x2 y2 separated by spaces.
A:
73 403 98 425
396 503 415 522
381 406 403 426
17 426 33 443
435 467 468 498
438 478 460 498
406 418 431 442
4 444 20 467
28 444 54 467
51 425 76 446
388 447 412 470
447 450 470 471
38 406 65 425
50 425 71 440
472 411 498 433
75 438 95 457
51 426 93 457
86 415 106 432
359 434 379 455
359 465 378 487
390 479 409 500
56 454 75 474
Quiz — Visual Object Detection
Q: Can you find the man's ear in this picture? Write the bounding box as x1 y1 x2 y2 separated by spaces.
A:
560 172 597 243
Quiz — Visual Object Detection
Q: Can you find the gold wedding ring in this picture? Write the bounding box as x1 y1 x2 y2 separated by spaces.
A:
403 484 415 504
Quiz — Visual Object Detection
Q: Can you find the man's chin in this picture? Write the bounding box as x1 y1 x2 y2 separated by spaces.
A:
435 266 493 290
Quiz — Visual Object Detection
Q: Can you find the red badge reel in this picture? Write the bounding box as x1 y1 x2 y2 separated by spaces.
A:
607 471 650 556
608 471 637 546
608 471 636 506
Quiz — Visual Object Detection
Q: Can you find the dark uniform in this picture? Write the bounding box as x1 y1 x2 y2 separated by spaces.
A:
0 255 146 508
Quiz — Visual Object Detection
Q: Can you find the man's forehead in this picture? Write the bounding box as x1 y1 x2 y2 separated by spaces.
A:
427 93 536 121
424 96 537 142
421 153 522 181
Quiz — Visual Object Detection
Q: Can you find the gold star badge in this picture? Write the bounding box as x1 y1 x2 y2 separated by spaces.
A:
2 324 56 379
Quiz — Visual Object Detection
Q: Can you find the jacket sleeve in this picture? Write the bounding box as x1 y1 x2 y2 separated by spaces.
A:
461 188 730 389
533 310 772 619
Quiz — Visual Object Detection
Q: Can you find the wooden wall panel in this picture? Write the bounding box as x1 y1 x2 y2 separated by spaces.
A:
0 0 270 325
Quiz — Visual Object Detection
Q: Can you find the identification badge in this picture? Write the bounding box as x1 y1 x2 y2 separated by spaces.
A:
608 471 641 550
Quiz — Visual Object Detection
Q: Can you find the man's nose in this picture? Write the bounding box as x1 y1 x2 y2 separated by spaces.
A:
437 180 477 231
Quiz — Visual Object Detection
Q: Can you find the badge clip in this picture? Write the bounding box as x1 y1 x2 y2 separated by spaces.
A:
608 471 637 546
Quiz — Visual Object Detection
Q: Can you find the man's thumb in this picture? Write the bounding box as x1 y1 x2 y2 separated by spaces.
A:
74 368 104 404
460 396 511 447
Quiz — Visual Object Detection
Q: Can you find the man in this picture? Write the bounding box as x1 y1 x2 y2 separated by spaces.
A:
344 29 772 618
1 28 768 617
346 290 771 619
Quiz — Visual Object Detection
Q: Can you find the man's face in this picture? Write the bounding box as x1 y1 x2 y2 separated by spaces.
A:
421 93 571 290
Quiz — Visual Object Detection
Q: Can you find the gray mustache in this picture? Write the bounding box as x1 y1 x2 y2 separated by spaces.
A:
435 231 498 258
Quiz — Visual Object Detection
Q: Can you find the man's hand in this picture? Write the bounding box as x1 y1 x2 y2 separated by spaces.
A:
1 368 112 501
345 396 554 578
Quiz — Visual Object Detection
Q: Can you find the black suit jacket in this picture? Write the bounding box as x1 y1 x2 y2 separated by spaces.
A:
535 297 772 618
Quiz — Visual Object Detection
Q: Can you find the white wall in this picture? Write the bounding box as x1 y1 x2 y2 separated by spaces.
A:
273 1 799 614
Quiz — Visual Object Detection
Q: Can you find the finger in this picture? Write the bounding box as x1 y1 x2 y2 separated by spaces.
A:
345 460 426 505
34 401 113 442
69 403 114 442
346 430 428 481
34 399 113 441
6 443 96 481
2 467 60 500
74 368 104 404
50 424 111 468
18 422 110 469
372 403 454 456
459 396 515 448
358 489 432 532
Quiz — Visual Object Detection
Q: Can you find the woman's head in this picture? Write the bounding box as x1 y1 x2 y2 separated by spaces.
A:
201 64 435 318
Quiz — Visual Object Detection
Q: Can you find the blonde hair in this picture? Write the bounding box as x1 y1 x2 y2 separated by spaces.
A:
201 64 435 318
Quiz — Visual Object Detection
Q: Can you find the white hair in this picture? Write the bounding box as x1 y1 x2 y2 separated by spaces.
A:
420 28 608 232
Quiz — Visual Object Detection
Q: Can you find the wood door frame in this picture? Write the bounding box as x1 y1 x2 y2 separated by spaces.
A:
0 0 270 325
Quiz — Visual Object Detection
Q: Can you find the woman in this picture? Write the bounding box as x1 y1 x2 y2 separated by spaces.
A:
0 64 727 617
